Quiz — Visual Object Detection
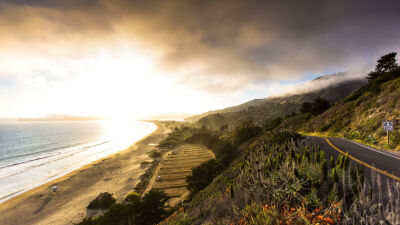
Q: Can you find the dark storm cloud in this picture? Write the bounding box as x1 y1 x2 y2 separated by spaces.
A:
1 0 400 91
1 0 101 9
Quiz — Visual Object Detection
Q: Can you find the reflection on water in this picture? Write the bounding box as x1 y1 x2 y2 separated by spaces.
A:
0 120 156 204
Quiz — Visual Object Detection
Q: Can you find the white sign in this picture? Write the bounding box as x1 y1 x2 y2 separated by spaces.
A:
383 121 393 132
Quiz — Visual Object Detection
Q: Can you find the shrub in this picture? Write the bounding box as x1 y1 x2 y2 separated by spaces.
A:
148 150 162 158
263 117 283 131
124 191 141 203
233 122 262 145
186 159 222 194
240 203 278 225
185 130 235 166
138 190 172 225
78 190 172 225
158 139 180 149
301 97 331 116
87 192 116 210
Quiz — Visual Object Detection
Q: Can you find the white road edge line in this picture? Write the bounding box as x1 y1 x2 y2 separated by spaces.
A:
340 138 400 161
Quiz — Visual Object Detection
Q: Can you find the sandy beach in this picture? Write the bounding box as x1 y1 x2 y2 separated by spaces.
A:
0 121 170 225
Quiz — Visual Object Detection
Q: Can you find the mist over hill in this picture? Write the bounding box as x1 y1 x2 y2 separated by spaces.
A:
187 72 367 128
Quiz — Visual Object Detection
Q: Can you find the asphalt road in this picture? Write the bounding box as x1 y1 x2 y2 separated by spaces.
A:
305 136 400 186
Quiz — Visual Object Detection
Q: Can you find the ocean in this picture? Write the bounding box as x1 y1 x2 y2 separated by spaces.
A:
0 120 156 204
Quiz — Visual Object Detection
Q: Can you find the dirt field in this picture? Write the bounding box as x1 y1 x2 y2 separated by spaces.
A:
144 144 214 206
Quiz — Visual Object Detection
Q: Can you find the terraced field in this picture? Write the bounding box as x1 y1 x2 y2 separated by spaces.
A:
144 144 214 206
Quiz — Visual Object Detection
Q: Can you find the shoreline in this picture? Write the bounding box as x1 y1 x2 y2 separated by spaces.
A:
0 121 157 205
0 121 171 225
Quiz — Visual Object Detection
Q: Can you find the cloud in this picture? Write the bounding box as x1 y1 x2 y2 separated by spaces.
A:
266 70 367 97
0 0 400 92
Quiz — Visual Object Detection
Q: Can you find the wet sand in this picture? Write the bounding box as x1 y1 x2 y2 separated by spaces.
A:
0 121 170 225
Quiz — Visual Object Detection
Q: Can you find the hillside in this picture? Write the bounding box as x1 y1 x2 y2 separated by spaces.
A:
74 54 400 225
188 73 366 129
302 69 400 150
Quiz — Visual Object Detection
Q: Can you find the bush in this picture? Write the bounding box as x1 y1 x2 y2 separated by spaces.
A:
158 139 180 149
138 190 172 225
87 192 116 210
77 190 172 225
240 203 278 225
233 122 262 145
124 191 141 203
148 150 162 158
301 97 331 116
185 130 235 166
263 117 283 131
186 159 222 194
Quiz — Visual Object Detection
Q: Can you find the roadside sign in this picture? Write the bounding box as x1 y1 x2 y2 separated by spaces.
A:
383 121 394 132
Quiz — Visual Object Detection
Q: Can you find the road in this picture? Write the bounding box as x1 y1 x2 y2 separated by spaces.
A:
305 136 400 185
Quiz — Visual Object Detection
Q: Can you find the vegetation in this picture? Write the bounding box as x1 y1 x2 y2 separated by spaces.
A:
186 159 222 194
134 160 159 194
185 129 235 167
367 52 398 81
148 150 162 158
263 117 282 131
187 74 365 128
300 97 331 116
179 123 262 198
302 52 400 149
87 192 116 210
232 122 262 145
78 52 400 224
166 131 400 224
77 190 172 225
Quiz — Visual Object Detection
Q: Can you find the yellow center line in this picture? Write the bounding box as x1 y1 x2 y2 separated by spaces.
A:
325 138 400 182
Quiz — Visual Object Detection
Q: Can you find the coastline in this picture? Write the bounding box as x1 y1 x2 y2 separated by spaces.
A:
0 121 170 225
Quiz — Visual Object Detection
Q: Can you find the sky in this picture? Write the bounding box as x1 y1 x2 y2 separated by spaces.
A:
0 0 400 119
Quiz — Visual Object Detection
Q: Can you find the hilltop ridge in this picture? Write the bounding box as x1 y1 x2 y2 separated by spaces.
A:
187 73 366 129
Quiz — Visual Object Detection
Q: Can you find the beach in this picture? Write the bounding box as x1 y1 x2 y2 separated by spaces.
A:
0 121 170 225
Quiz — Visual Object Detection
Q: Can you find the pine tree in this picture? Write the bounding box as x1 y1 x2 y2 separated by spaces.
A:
367 52 398 80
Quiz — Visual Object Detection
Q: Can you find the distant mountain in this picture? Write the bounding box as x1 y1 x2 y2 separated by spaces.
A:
301 68 400 149
186 73 367 129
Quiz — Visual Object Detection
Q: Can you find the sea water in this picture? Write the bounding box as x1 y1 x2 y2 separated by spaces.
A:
0 120 156 204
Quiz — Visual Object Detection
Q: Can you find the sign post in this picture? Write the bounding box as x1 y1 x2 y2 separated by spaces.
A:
383 121 394 145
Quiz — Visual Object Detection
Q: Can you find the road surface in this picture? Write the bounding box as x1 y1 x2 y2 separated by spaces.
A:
305 136 400 185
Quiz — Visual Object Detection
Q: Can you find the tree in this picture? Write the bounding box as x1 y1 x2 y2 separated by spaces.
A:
263 117 283 131
300 102 313 114
186 159 222 194
137 190 171 225
311 97 331 115
367 52 398 80
87 192 116 210
300 97 330 116
232 121 262 145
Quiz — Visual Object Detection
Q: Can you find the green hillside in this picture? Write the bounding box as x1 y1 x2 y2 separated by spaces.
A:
188 73 366 129
74 54 400 225
302 56 400 150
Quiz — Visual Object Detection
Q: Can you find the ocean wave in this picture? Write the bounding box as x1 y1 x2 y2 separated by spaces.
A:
0 140 112 180
0 140 108 167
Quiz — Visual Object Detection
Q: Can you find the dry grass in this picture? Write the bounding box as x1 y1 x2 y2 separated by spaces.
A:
151 144 214 205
